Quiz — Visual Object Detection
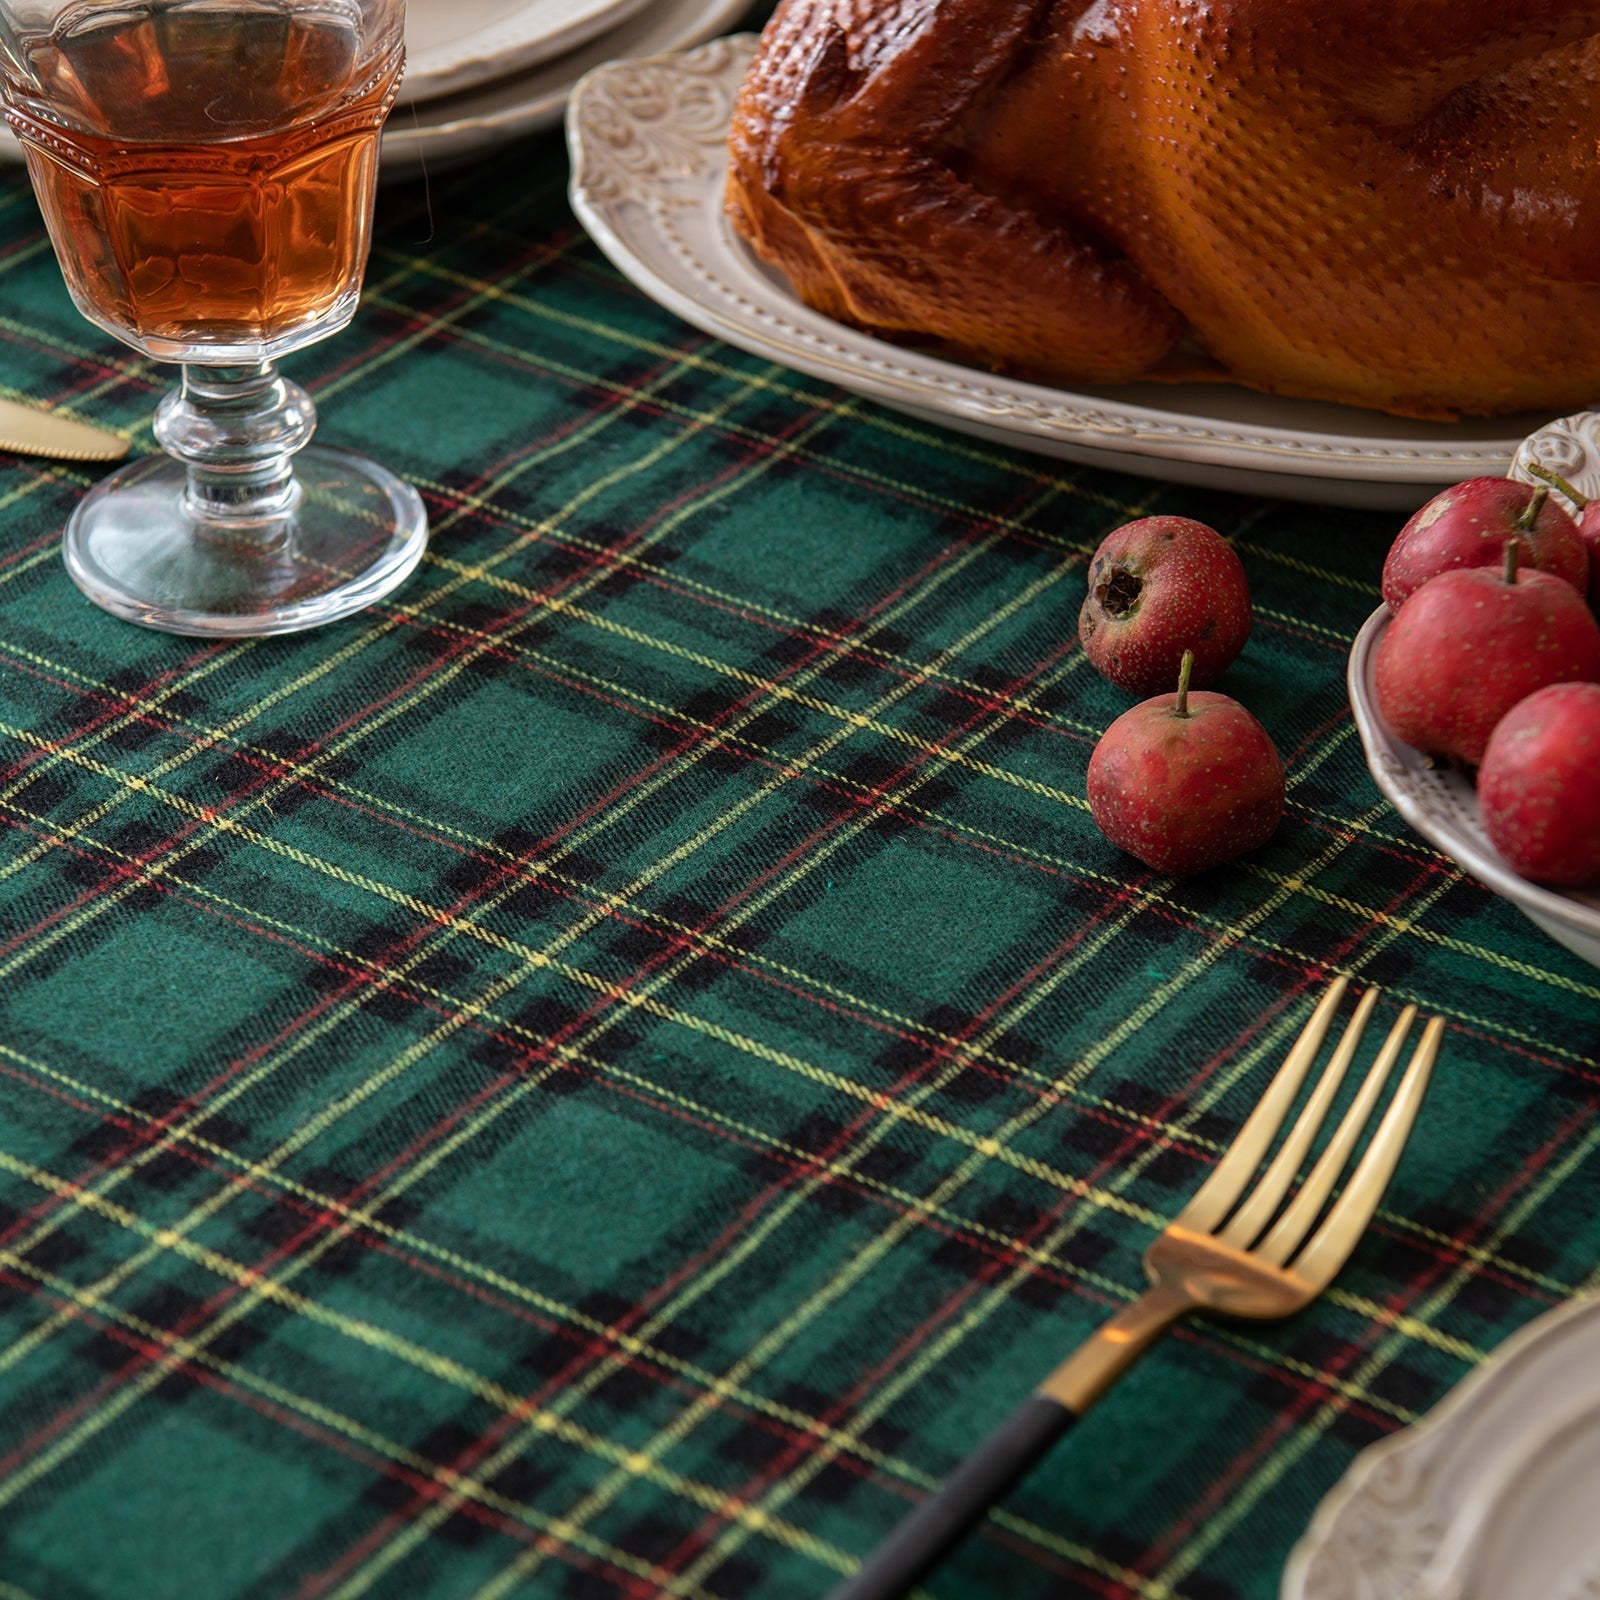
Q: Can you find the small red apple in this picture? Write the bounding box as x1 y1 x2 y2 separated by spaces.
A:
1382 479 1587 610
1528 464 1600 610
1478 683 1600 887
1087 651 1284 875
1374 543 1600 766
1078 516 1251 695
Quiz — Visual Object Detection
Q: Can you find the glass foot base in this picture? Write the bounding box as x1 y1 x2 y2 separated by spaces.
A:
63 444 428 638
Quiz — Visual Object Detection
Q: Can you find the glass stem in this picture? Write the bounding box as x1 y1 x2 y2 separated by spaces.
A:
153 361 317 538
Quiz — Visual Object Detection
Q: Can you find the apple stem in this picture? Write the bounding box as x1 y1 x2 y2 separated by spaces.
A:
1174 649 1194 718
1514 485 1549 532
1504 537 1520 585
1527 464 1589 512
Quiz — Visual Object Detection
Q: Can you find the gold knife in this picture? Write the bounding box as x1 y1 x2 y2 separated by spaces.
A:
0 396 128 462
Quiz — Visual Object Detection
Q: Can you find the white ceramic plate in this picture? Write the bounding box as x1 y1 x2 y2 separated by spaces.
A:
566 34 1566 512
1345 411 1600 972
402 0 655 103
1281 1293 1600 1600
0 0 755 187
381 0 752 182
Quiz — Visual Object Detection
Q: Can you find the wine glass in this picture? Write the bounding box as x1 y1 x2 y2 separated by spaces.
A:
0 0 426 636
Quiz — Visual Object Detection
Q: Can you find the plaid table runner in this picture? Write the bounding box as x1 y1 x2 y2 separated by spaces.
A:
0 129 1596 1600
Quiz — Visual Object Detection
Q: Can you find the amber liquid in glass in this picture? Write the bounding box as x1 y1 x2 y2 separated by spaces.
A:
5 3 399 358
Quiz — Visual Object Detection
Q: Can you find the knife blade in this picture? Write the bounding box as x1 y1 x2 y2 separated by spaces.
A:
0 397 128 462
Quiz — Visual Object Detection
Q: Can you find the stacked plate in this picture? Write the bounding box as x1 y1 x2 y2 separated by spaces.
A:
0 0 754 183
380 0 753 181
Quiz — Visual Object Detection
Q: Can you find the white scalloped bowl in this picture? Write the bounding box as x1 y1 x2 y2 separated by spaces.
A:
1347 607 1600 972
1346 412 1600 971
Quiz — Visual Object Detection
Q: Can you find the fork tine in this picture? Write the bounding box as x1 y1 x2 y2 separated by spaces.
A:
1285 1014 1444 1288
1253 1004 1416 1266
1177 976 1349 1234
1216 988 1379 1249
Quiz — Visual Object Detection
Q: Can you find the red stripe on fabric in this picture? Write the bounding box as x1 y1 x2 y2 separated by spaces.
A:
0 324 729 1254
0 381 911 1492
632 858 1454 1590
282 613 1175 1593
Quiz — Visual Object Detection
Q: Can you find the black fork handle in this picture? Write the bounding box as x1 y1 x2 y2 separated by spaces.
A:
825 1395 1077 1600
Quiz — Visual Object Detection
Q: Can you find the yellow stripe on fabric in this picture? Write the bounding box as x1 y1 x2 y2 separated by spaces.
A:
299 473 1095 1591
306 208 587 410
0 644 260 888
4 694 1586 1263
465 786 1366 1600
1234 541 1383 597
0 543 61 593
380 350 1108 548
658 803 1407 1594
0 302 142 368
0 320 736 902
0 382 1049 1505
1253 604 1359 647
0 1247 780 1600
0 1035 1440 1442
5 676 1589 1106
1246 865 1600 1002
1282 720 1361 792
418 526 1094 718
428 558 1096 810
0 378 939 1301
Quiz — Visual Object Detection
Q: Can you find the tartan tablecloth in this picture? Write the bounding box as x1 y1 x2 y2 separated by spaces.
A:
0 125 1597 1600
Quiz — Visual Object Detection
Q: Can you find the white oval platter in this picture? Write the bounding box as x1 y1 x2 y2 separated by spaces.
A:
566 34 1567 512
1281 1293 1600 1600
1345 410 1600 972
402 0 656 104
381 0 751 182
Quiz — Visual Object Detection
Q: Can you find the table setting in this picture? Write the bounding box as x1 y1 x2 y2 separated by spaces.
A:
0 3 1599 1600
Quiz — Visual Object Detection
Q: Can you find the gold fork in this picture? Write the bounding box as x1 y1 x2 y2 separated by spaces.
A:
830 977 1444 1600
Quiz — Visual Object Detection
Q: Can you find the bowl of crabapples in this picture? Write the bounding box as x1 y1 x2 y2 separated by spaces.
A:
1347 412 1600 970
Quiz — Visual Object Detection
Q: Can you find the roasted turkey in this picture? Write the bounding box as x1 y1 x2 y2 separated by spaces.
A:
725 0 1600 418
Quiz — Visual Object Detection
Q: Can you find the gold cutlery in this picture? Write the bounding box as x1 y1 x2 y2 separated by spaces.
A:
831 977 1443 1600
0 397 127 463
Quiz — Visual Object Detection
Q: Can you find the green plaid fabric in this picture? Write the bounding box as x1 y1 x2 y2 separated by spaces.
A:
0 127 1597 1600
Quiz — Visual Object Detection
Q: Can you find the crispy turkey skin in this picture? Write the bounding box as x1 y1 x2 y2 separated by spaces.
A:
726 0 1600 418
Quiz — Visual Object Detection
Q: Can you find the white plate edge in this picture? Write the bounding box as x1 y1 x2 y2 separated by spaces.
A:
387 0 752 147
402 0 657 103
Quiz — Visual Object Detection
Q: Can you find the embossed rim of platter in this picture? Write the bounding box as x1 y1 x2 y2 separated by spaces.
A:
566 34 1558 486
1280 1294 1600 1600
